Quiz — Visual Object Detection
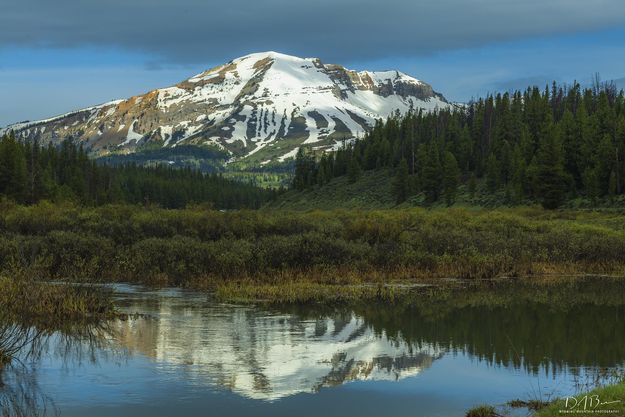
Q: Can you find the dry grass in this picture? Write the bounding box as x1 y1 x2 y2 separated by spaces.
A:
0 271 115 374
0 276 114 325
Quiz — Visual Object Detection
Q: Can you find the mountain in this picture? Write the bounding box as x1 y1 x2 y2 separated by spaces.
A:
615 77 625 92
2 52 451 165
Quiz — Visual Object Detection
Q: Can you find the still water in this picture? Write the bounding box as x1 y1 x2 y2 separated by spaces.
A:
9 280 625 416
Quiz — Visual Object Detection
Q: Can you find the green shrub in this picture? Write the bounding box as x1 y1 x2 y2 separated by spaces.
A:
1 204 625 287
465 405 498 417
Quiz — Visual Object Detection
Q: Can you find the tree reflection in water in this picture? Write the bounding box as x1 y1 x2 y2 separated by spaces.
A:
0 320 123 417
273 278 625 379
1 365 57 417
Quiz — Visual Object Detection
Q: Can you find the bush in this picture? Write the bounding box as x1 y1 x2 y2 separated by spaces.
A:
1 204 625 286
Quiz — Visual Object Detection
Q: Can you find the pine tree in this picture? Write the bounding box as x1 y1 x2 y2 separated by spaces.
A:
595 135 616 195
442 151 459 206
347 155 361 184
422 143 442 203
293 147 313 191
485 153 500 192
536 134 567 209
468 173 477 199
609 170 617 202
560 110 582 187
510 145 527 203
316 162 327 186
392 158 410 204
583 167 600 203
0 134 28 202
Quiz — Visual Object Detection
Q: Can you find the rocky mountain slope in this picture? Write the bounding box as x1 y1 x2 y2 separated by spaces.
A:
3 52 452 164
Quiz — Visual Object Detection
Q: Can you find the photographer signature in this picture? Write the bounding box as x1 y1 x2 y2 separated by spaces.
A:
564 394 621 411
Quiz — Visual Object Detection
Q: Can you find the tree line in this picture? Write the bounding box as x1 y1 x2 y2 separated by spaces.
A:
293 80 625 208
0 133 278 209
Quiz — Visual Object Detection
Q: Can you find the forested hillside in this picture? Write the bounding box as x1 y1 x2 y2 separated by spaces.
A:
5 81 625 211
293 81 625 209
0 133 278 209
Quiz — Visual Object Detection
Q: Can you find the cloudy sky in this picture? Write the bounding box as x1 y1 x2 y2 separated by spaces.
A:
2 0 625 126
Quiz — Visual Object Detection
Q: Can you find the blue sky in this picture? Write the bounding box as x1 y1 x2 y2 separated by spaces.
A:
2 0 625 126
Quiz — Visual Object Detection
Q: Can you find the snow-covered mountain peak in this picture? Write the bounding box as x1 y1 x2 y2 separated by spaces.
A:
4 51 452 164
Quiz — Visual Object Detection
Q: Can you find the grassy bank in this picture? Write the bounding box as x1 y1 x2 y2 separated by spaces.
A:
2 202 625 300
533 381 625 416
464 381 625 417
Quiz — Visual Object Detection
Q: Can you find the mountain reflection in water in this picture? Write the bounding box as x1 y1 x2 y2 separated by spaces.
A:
113 295 444 401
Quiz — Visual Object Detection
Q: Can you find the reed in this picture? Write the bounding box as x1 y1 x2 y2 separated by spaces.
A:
2 203 625 296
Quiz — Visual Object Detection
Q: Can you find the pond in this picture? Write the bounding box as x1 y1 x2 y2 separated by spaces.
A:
3 279 625 417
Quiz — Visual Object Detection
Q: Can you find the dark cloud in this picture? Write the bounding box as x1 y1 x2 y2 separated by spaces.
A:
2 0 625 65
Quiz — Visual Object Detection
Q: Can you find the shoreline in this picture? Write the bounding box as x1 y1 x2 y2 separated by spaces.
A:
206 273 625 305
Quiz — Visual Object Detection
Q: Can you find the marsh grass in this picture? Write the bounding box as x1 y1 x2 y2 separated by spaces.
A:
214 279 410 304
0 275 114 325
507 399 551 411
3 203 625 299
209 267 625 304
533 380 625 416
465 405 500 417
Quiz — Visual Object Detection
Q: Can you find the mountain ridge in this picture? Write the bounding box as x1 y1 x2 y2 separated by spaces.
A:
2 51 452 164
